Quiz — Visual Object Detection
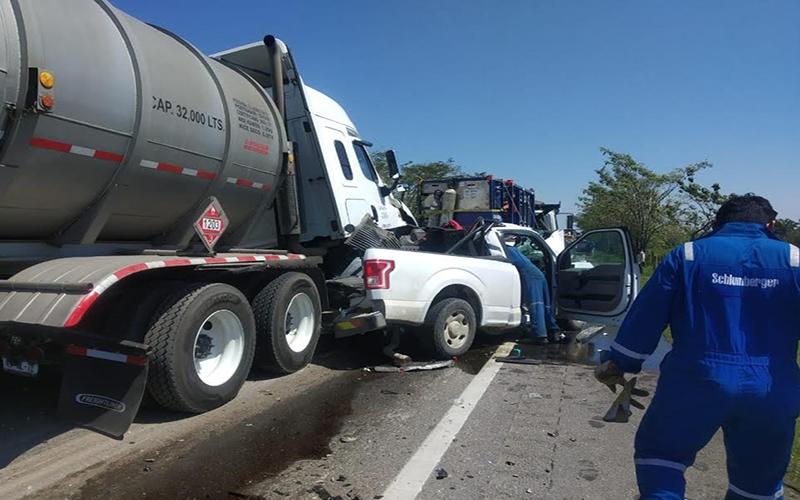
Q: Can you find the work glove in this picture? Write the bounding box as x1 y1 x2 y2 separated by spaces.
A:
594 360 649 422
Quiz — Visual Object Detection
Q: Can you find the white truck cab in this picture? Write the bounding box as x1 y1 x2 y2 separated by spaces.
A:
213 40 414 245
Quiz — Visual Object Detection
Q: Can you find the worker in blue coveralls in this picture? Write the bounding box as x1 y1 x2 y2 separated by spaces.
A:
503 235 566 344
595 194 800 499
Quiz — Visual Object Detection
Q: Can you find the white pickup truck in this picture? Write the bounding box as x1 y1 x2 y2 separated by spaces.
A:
362 222 640 357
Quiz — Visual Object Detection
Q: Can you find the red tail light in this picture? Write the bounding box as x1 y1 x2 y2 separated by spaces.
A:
364 259 395 290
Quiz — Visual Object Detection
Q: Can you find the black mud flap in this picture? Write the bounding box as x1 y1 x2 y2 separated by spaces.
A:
58 341 148 439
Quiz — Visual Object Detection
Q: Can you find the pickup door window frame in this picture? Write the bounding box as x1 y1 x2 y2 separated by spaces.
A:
555 227 639 326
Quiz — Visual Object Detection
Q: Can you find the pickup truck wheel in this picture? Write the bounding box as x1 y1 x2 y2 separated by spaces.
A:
424 298 477 358
145 284 256 413
253 272 322 374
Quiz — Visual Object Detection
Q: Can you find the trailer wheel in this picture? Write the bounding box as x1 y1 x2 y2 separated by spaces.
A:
145 283 256 413
253 272 322 374
424 298 476 358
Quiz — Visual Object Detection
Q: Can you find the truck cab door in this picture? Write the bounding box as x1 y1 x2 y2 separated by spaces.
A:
555 228 639 328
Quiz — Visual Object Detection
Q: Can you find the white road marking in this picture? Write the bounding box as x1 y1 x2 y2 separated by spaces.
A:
381 342 514 500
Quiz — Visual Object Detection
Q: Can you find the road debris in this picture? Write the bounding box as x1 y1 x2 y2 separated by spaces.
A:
574 326 605 344
371 360 455 373
435 468 448 480
495 354 543 366
340 435 358 443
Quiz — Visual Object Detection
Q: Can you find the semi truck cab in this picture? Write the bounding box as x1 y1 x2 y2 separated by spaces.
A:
213 40 415 245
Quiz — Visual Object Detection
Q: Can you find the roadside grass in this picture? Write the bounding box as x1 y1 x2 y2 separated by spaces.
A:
639 264 798 488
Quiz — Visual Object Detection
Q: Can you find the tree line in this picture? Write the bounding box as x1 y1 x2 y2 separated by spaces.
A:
576 148 799 261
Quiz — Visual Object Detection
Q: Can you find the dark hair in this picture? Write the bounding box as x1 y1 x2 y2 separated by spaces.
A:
714 194 777 226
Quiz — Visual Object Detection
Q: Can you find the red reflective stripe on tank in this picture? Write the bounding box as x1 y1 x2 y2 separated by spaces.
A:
141 159 217 180
30 137 71 153
30 137 123 162
287 254 303 260
93 150 125 163
237 255 258 262
156 162 183 175
196 170 217 180
226 176 271 192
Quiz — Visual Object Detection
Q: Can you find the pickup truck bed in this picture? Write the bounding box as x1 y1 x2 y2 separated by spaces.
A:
363 248 522 330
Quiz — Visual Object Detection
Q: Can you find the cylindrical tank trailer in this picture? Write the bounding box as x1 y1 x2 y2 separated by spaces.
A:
0 0 287 243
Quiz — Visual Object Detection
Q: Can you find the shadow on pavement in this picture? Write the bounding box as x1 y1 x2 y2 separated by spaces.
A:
0 368 73 469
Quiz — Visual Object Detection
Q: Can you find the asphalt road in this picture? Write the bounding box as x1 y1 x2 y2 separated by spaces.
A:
1 331 797 500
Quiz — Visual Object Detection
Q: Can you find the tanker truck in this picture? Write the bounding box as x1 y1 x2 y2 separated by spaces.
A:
0 0 414 436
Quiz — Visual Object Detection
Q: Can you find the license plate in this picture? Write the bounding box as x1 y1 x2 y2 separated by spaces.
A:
2 356 39 377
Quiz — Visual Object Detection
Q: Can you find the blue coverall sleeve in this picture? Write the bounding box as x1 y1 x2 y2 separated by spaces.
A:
608 246 682 373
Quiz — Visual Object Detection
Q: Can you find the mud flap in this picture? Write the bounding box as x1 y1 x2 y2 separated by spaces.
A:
58 341 148 439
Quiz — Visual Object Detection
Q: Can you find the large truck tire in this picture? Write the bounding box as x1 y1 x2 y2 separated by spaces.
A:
423 298 477 358
253 272 322 374
145 283 256 413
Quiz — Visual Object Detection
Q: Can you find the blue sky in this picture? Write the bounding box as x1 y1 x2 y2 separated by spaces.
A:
115 0 799 219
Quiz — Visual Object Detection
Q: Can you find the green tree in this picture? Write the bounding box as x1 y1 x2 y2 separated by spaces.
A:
676 163 731 235
577 149 725 256
774 219 800 246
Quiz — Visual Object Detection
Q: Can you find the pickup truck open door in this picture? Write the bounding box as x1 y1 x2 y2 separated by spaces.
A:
555 228 639 328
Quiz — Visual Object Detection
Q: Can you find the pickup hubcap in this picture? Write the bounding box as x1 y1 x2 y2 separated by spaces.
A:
443 312 469 348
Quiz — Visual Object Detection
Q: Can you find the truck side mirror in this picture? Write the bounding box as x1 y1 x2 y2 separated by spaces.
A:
386 150 400 180
380 150 402 197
